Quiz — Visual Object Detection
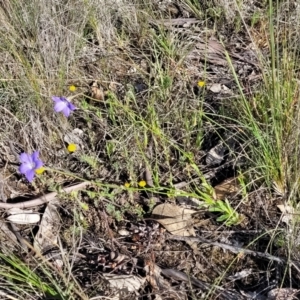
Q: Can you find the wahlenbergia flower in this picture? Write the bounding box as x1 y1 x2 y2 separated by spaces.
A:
52 96 76 117
19 151 43 182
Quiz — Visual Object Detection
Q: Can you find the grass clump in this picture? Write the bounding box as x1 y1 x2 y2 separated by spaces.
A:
0 250 86 300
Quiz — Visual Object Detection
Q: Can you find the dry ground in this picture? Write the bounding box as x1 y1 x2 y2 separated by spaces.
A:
0 0 300 299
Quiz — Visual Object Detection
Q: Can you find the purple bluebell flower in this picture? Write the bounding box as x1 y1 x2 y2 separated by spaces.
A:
19 151 43 182
52 96 76 117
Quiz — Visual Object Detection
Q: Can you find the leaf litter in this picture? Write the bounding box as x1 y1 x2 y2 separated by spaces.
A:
0 1 299 299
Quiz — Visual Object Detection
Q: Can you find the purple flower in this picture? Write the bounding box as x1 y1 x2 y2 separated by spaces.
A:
52 96 76 117
19 151 43 182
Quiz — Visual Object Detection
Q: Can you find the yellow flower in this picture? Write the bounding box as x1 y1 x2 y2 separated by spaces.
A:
69 85 77 92
124 182 131 188
138 180 147 187
35 167 45 175
197 81 205 88
67 143 77 152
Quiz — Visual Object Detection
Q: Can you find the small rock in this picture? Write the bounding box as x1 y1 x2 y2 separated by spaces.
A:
209 83 222 93
118 229 130 236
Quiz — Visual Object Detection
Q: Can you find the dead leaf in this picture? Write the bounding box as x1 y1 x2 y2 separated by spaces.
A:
34 203 61 253
193 38 228 66
7 213 40 225
277 204 294 225
91 81 104 100
144 260 163 290
214 177 240 200
152 203 196 236
152 203 199 252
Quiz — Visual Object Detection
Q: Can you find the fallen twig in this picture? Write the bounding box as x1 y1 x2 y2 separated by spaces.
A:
161 268 241 300
0 182 89 209
167 234 284 263
144 165 154 187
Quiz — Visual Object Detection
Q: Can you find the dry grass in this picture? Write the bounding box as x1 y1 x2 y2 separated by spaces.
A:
0 0 300 299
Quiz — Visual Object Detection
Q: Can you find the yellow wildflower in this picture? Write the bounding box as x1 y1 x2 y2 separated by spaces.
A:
35 167 45 175
69 85 77 92
197 81 205 88
67 143 77 153
138 180 147 188
124 182 131 188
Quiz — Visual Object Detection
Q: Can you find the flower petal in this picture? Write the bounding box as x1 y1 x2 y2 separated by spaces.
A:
69 85 77 92
34 160 43 170
25 170 35 182
19 153 32 164
62 106 71 117
35 167 45 175
52 96 62 102
67 102 76 111
67 144 76 152
32 151 39 161
54 101 67 113
19 162 32 174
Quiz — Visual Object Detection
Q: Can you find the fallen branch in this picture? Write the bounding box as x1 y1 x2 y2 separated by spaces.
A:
167 234 284 264
0 182 89 209
161 268 241 300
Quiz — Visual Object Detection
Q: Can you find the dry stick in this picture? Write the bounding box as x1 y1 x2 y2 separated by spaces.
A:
167 234 284 264
161 268 240 300
145 166 154 187
0 182 90 209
